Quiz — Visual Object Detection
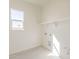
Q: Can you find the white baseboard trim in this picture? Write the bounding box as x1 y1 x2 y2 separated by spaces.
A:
9 43 41 56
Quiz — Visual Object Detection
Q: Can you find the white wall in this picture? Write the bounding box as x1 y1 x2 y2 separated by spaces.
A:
41 0 69 23
41 23 53 50
53 20 70 59
9 1 70 59
41 0 70 59
9 0 41 55
41 20 70 59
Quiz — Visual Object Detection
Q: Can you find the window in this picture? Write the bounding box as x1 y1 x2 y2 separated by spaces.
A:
11 8 24 30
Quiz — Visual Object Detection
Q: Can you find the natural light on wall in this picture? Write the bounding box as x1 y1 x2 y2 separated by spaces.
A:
53 35 60 56
11 8 24 30
48 34 60 57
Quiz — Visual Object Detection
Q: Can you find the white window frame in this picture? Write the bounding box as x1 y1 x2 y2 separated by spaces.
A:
11 8 24 30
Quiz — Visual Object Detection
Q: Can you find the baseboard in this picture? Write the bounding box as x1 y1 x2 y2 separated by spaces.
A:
9 43 41 56
40 45 51 51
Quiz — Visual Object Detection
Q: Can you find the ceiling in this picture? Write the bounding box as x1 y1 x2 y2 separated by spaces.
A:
23 0 50 6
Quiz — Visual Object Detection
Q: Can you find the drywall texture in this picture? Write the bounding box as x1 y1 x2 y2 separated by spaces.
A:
9 0 41 55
